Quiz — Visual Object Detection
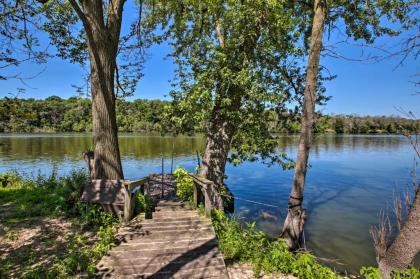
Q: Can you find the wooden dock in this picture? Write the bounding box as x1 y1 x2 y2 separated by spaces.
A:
96 198 229 278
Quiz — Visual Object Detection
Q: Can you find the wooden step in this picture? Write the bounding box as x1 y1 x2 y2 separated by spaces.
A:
135 219 212 227
112 237 217 251
98 255 225 274
98 265 229 279
154 206 194 212
117 229 215 242
119 223 213 234
141 216 208 223
156 200 186 206
100 247 222 265
152 211 200 218
107 240 219 257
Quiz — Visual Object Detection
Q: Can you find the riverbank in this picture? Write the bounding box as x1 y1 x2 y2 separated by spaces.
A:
0 171 120 277
1 170 419 278
1 134 418 273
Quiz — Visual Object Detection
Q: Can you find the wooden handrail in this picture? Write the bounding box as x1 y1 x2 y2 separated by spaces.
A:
123 177 150 224
188 173 222 218
123 177 149 189
189 174 213 187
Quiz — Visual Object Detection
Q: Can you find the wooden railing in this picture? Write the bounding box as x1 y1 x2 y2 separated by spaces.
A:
82 177 150 224
188 174 223 218
122 177 150 223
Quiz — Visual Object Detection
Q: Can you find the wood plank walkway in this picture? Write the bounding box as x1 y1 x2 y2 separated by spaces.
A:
97 198 229 278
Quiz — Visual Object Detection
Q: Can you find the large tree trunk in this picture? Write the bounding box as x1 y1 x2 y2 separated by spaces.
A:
281 0 326 250
378 188 420 279
69 0 125 179
89 48 124 179
199 98 237 209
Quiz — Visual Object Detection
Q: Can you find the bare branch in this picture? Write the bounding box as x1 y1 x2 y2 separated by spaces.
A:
393 194 402 231
370 211 392 261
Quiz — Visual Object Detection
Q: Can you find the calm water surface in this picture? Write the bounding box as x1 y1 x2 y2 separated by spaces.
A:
0 134 417 273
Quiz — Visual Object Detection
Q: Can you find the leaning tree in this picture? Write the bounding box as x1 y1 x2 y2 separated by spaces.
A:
280 0 418 251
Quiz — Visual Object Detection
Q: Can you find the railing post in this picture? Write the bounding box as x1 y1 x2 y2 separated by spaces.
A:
193 182 198 209
144 180 150 196
123 181 134 224
204 186 211 218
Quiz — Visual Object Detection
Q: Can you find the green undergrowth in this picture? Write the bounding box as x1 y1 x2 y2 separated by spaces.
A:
211 210 419 279
134 191 153 216
0 170 120 278
360 266 420 279
211 209 339 279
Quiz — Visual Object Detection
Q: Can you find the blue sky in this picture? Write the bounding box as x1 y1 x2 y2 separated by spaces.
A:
1 4 418 116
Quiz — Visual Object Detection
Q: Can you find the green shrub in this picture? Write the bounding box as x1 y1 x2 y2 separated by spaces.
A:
360 266 382 279
134 191 153 215
197 202 205 216
173 167 194 202
211 209 339 279
360 266 420 279
393 267 420 279
0 171 23 188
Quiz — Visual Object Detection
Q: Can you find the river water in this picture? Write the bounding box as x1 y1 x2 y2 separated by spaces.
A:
0 134 417 273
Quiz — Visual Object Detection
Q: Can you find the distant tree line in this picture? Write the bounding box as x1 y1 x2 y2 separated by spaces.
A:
0 96 418 135
0 96 168 133
277 113 420 135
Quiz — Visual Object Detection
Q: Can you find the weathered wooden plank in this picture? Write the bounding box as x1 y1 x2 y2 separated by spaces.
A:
81 180 125 205
123 184 133 224
81 178 152 223
193 183 198 208
188 174 213 188
124 177 149 189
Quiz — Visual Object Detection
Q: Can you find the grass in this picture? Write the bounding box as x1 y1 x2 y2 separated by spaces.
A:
0 170 119 278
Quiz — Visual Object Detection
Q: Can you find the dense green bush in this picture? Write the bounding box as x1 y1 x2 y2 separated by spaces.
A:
360 266 420 279
173 167 194 202
211 209 339 279
134 191 153 215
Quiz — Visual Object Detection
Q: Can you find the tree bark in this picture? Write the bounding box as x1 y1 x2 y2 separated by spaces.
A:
378 187 420 279
89 44 123 179
199 98 237 209
281 0 326 250
69 0 125 179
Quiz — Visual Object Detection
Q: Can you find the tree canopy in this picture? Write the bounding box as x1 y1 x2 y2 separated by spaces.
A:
145 0 332 168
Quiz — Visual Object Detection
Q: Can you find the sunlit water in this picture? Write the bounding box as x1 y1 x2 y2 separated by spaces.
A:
0 134 418 273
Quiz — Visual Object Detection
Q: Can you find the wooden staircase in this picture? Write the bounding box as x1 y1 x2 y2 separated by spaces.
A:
97 199 229 278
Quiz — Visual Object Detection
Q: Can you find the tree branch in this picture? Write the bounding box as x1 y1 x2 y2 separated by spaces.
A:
107 0 126 49
68 0 88 26
215 19 225 48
